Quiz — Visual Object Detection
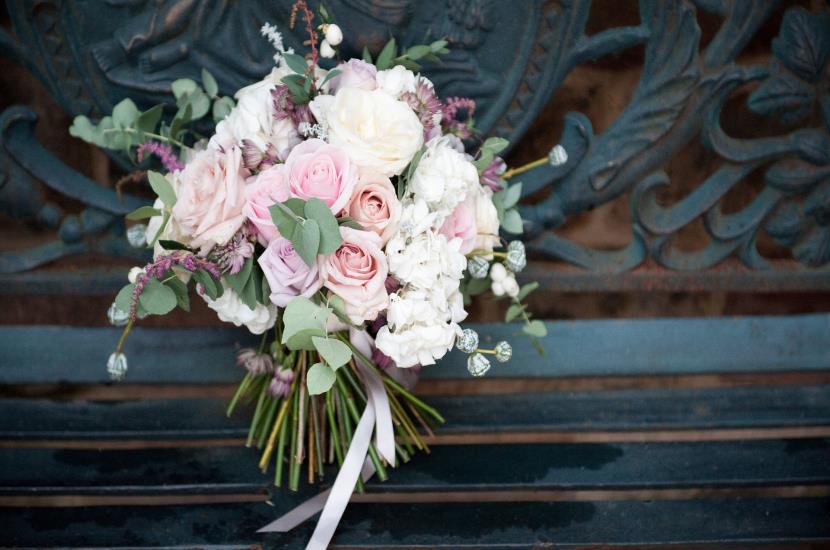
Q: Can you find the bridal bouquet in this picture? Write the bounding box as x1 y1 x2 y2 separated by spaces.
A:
71 2 551 545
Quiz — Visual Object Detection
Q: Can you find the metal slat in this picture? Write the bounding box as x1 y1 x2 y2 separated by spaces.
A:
1 498 829 547
2 314 830 385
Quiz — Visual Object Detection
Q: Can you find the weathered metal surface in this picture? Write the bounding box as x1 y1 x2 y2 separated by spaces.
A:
2 498 829 547
4 314 830 383
0 1 828 289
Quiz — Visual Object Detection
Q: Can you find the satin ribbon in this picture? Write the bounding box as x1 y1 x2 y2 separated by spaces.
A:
258 330 395 550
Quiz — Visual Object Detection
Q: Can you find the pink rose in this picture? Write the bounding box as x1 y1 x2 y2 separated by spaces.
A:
259 237 323 307
285 139 357 215
345 173 402 244
319 227 389 323
329 59 377 93
172 147 247 254
438 193 477 255
243 164 290 244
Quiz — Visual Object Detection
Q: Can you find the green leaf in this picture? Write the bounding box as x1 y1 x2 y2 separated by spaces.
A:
193 269 223 300
501 208 524 234
158 239 190 251
171 78 198 99
112 98 140 129
465 276 490 296
185 89 211 119
481 136 510 156
135 105 163 135
224 257 253 296
430 39 449 51
312 336 352 370
212 96 234 123
138 278 177 315
375 38 397 70
114 283 135 313
362 46 373 63
166 277 190 312
147 171 177 207
269 207 298 240
293 219 321 266
395 57 421 72
283 52 309 75
523 320 548 338
502 183 522 209
170 103 191 142
281 297 330 350
320 69 342 87
505 303 525 322
284 198 307 217
516 282 539 301
304 198 342 254
201 69 218 97
405 45 432 60
328 294 349 323
307 362 336 395
125 206 161 221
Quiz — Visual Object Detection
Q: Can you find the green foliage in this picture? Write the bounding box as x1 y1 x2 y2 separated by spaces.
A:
312 336 352 370
138 278 177 315
125 206 161 221
281 297 331 351
114 284 135 313
224 258 268 311
473 137 510 172
166 278 191 312
147 170 177 207
193 268 224 300
493 182 524 234
502 281 545 355
269 198 343 266
373 37 449 72
307 362 336 395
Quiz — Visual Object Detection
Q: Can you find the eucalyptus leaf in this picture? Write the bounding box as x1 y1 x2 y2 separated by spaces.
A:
516 282 539 301
147 170 177 207
293 219 321 266
166 278 190 312
171 78 198 99
502 182 522 209
201 69 219 97
193 269 223 300
312 336 352 370
307 362 336 395
224 257 253 296
281 297 331 351
112 98 140 129
138 278 177 315
212 96 234 123
304 198 342 254
125 206 161 221
114 283 135 313
523 320 548 338
505 303 525 322
135 105 163 135
269 204 299 238
501 208 524 234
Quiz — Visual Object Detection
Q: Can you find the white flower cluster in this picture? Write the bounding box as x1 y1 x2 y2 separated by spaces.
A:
204 282 278 334
409 135 478 220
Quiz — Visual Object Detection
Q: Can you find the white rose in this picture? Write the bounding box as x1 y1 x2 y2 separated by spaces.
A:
375 321 458 368
315 87 423 177
375 65 417 98
203 283 278 335
209 67 301 160
410 135 479 222
473 186 501 254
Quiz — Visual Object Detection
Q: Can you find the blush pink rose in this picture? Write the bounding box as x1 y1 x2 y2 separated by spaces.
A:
319 227 389 323
172 147 247 254
329 59 378 93
243 164 290 244
438 193 477 255
259 237 323 307
284 138 357 215
345 173 401 244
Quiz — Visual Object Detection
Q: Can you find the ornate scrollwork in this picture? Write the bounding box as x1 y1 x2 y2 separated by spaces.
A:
519 1 830 277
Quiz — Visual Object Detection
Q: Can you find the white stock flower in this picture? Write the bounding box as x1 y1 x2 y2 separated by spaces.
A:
209 67 301 160
203 283 277 335
375 65 417 98
313 87 423 177
386 232 466 290
409 135 479 222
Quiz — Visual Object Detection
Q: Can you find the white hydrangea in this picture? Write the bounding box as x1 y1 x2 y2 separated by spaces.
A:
376 321 458 368
203 283 278 335
386 232 465 290
409 135 479 223
209 67 301 160
375 65 417 98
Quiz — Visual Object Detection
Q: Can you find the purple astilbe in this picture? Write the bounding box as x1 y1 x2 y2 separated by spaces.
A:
268 366 295 397
402 78 443 135
236 348 275 375
210 224 255 275
442 96 476 139
481 156 507 191
130 251 221 321
137 141 185 173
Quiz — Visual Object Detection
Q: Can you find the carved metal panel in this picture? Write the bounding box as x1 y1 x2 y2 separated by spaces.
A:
1 1 829 292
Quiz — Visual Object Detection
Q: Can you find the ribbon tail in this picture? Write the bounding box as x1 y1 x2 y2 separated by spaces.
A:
350 329 396 466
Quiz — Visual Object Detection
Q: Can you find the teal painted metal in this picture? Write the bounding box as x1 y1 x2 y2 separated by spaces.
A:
3 314 829 384
0 2 828 287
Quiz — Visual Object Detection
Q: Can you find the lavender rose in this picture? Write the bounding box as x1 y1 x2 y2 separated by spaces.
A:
328 59 377 93
258 237 323 307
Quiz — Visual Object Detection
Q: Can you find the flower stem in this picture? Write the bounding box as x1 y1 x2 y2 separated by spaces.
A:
227 372 253 416
102 128 188 150
503 156 548 180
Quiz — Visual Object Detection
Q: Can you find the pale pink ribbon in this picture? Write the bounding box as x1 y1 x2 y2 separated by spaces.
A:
258 330 395 550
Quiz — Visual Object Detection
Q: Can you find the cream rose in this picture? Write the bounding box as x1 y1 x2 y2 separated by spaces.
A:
319 227 389 324
172 147 247 255
313 87 423 177
345 173 402 244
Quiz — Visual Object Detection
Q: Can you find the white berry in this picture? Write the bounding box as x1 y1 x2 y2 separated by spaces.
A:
490 263 507 282
491 280 505 296
128 267 143 284
503 276 520 298
320 39 336 58
324 24 343 46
